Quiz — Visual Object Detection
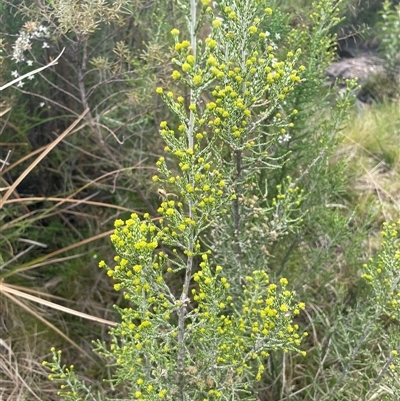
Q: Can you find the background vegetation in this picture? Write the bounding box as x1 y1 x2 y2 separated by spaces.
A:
0 0 399 400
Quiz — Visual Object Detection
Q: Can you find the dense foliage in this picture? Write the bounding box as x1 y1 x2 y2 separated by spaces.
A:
1 0 399 400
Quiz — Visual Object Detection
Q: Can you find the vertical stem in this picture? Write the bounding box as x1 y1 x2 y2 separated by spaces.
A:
234 149 243 263
233 3 249 266
187 0 197 150
177 1 197 399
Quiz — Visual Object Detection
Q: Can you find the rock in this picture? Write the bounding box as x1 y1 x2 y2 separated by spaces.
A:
326 53 399 103
326 55 385 86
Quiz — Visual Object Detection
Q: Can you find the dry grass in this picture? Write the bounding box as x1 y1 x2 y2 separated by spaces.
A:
338 101 400 225
0 322 56 401
0 112 141 400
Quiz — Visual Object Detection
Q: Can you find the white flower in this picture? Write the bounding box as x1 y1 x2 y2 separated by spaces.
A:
33 26 49 38
12 53 24 62
42 42 50 49
12 31 31 62
28 75 35 80
26 60 33 66
11 70 19 78
39 102 45 107
275 33 281 40
17 80 24 88
265 31 271 37
278 134 292 143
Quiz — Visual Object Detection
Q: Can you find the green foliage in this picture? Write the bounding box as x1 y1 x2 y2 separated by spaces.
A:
42 0 338 399
0 1 176 399
373 0 400 101
340 101 400 225
1 0 399 400
40 0 375 400
377 0 400 74
362 221 400 319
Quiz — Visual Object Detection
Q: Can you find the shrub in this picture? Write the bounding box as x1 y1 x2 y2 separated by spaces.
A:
42 0 313 398
38 0 400 400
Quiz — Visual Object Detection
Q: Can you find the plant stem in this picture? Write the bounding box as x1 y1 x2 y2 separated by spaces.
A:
177 1 197 399
234 149 243 263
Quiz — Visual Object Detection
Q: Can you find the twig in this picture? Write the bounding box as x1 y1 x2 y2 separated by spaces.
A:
0 283 117 326
0 150 11 171
0 109 88 208
0 48 65 91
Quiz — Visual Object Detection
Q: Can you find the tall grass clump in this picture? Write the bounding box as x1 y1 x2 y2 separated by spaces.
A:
340 101 400 225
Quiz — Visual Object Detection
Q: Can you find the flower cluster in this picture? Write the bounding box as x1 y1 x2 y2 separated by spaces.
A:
158 2 308 293
362 221 400 320
192 266 307 378
9 21 50 88
169 12 305 155
383 346 400 399
389 349 400 373
43 349 91 400
86 211 307 400
96 219 307 399
12 21 49 63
